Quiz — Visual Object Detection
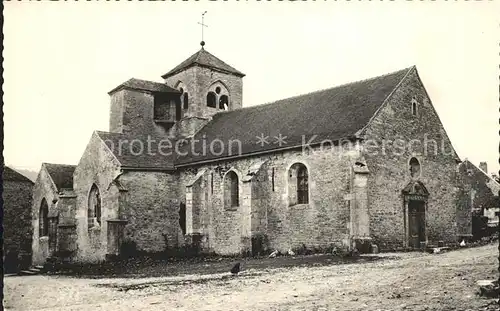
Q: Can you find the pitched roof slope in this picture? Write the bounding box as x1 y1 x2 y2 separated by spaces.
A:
96 131 175 170
108 78 180 95
460 159 500 185
162 48 245 78
176 67 412 165
43 163 76 190
3 166 34 184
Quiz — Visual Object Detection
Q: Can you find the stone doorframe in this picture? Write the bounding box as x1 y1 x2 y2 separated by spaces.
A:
402 181 430 249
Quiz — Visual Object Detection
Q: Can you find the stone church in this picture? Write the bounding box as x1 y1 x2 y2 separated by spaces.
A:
32 44 482 264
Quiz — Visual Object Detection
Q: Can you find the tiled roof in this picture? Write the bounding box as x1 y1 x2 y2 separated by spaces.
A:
108 78 180 95
43 163 76 190
175 67 412 165
2 166 34 184
460 159 500 185
96 131 175 170
162 48 245 78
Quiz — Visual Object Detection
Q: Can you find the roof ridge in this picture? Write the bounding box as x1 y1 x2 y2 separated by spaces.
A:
194 48 204 62
355 66 415 137
463 159 500 185
178 66 414 165
198 48 237 69
3 166 35 183
96 130 168 140
108 77 179 95
95 131 123 167
42 162 76 167
129 77 167 84
215 67 414 116
162 48 244 78
96 130 123 136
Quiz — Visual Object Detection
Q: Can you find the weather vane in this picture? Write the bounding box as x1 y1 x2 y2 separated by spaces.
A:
198 11 208 47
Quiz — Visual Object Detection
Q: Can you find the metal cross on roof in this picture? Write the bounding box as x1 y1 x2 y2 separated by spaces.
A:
198 11 208 47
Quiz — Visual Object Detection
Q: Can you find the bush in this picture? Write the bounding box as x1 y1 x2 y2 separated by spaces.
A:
251 234 269 256
472 214 489 240
120 240 138 259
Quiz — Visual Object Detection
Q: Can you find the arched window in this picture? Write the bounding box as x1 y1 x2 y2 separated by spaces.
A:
411 98 418 116
288 163 309 205
207 82 230 110
39 198 49 237
88 184 101 228
183 93 189 110
297 165 309 204
409 157 421 178
207 92 217 108
224 171 239 208
179 202 186 235
219 95 229 110
176 82 189 112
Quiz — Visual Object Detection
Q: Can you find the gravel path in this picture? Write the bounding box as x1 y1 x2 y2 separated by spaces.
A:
4 244 498 311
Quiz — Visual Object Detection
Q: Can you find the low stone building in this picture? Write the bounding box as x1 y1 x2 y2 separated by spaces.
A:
456 160 499 238
31 45 484 263
31 163 77 265
3 166 34 272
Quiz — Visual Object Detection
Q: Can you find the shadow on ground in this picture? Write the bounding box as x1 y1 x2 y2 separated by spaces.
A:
47 253 391 280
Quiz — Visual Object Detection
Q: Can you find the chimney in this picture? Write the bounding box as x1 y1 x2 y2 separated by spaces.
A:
479 161 488 173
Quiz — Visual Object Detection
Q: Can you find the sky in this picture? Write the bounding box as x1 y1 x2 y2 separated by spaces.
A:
3 1 499 175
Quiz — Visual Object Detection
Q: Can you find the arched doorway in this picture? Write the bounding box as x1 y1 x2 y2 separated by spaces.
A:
402 181 429 249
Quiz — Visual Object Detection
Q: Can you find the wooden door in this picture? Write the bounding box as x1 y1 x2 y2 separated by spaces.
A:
408 200 426 249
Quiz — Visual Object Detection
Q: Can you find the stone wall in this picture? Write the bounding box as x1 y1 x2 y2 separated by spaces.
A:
182 168 212 251
457 160 499 235
31 166 59 265
164 66 243 119
118 171 183 253
56 191 77 256
362 67 462 250
73 132 122 262
3 179 33 271
109 89 124 133
73 133 184 260
57 191 77 223
110 63 243 140
351 161 371 248
179 143 359 255
185 169 208 236
250 161 272 238
170 117 211 139
108 89 175 138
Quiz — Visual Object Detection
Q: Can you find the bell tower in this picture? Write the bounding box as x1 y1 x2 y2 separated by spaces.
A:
162 43 245 137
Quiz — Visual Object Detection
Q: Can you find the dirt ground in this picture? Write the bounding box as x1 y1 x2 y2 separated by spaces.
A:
4 243 498 311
